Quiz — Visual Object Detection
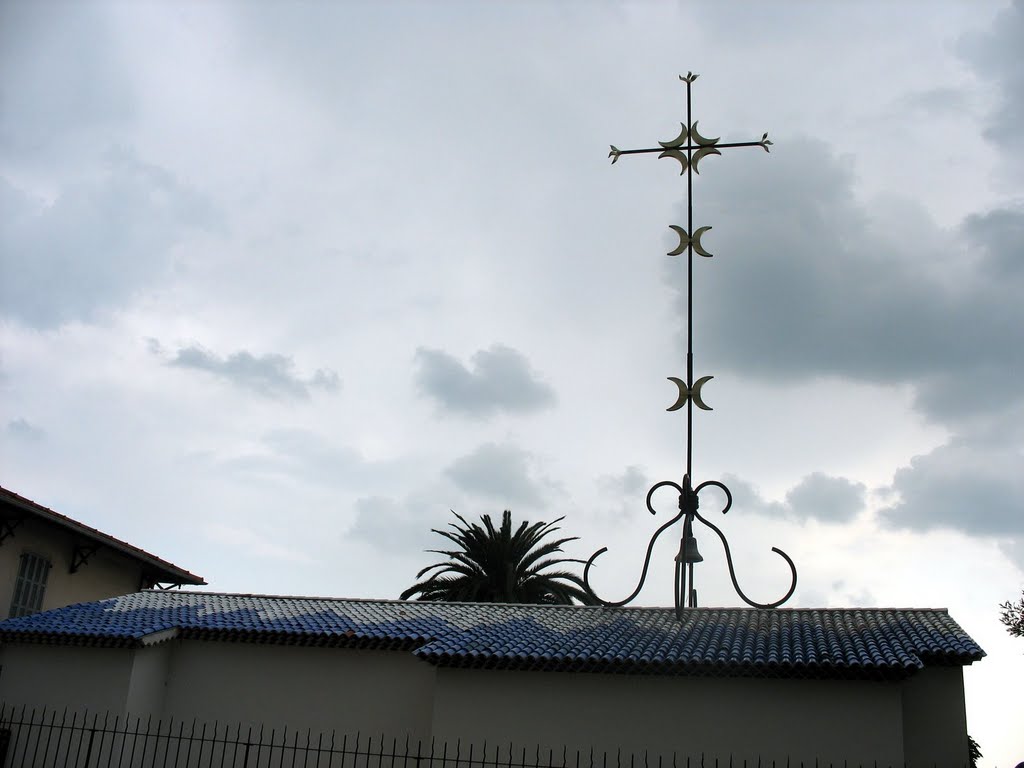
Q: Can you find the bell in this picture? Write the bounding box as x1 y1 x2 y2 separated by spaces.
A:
677 534 703 564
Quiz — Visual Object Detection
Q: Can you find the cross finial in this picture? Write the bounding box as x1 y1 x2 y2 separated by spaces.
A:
583 74 797 616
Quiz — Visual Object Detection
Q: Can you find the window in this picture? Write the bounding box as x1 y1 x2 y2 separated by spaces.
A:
8 552 51 618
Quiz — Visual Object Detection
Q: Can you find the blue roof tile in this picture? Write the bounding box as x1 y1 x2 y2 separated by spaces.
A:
0 591 984 679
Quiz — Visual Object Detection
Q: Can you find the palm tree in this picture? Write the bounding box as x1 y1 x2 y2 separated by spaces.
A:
400 510 595 605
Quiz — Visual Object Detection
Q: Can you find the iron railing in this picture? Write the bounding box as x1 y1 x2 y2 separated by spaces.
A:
0 705 967 768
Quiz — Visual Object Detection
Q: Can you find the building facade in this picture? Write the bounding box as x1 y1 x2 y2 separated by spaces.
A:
0 487 205 619
0 591 983 766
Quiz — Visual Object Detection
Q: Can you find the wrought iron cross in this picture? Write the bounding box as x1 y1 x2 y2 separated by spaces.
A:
582 73 797 617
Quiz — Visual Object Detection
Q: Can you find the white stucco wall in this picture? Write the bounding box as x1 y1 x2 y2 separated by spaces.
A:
0 638 973 767
0 639 437 736
124 641 172 719
160 640 437 738
901 666 969 767
431 667 906 765
0 644 135 715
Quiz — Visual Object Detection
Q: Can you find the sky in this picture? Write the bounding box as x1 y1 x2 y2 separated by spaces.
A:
1 0 1022 763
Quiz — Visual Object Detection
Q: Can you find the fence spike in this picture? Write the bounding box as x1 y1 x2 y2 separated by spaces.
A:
63 708 82 768
6 704 29 767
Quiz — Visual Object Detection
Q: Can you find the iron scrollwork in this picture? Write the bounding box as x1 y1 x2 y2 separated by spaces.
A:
583 474 798 615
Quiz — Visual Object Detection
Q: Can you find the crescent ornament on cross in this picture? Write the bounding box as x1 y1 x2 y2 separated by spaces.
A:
659 123 689 149
666 375 714 412
688 121 720 147
691 146 722 174
658 149 689 175
667 225 713 257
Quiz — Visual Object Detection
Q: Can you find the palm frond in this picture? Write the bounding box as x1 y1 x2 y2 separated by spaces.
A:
401 509 592 605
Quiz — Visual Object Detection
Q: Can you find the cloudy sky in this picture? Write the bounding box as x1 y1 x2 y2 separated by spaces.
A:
2 0 1022 762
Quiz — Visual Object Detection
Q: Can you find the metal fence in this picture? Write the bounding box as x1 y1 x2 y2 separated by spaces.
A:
0 705 964 768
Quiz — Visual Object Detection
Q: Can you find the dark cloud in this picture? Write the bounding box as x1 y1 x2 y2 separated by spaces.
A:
445 442 550 508
0 150 218 328
722 472 865 524
168 345 340 400
877 435 1024 540
348 496 442 555
963 208 1024 280
6 418 45 442
677 139 1023 425
599 465 650 498
0 2 133 165
784 473 865 523
720 475 785 519
414 344 556 418
960 0 1024 157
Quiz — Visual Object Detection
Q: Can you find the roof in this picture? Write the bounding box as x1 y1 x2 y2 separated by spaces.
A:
0 591 984 680
0 486 205 587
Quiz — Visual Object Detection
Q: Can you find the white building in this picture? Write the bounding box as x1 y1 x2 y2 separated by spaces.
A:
0 487 204 620
0 591 983 766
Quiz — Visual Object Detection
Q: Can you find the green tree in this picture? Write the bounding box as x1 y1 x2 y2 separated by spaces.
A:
999 589 1024 639
970 588 1024 768
400 510 595 605
968 734 982 768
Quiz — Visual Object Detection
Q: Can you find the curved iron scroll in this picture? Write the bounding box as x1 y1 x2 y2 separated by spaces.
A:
583 475 797 611
691 478 797 609
583 480 684 607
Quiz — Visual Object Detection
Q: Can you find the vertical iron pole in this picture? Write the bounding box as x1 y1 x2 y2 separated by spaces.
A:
685 78 694 482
